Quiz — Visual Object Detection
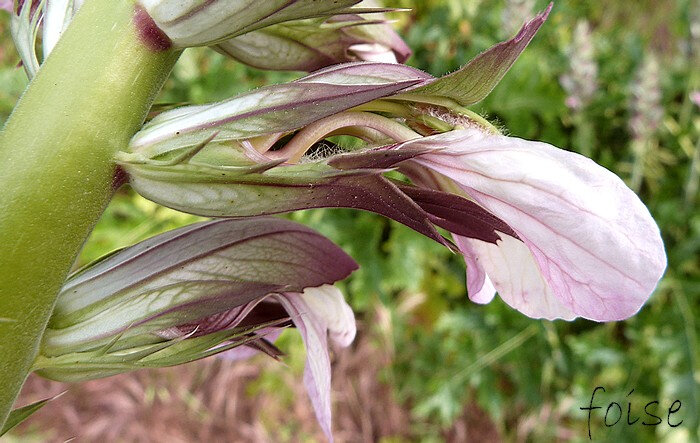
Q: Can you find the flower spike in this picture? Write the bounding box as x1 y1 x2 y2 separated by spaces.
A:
120 1 665 322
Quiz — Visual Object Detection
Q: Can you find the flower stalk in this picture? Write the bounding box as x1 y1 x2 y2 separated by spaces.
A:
0 0 179 425
0 1 669 437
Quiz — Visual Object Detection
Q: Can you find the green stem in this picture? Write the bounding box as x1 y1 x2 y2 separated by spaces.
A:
0 0 179 425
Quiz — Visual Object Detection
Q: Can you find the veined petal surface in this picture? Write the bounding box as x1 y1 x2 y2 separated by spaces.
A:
216 14 410 72
396 129 666 321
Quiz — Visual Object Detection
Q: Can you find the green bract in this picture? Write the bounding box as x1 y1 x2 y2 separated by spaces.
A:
38 218 357 381
44 217 356 356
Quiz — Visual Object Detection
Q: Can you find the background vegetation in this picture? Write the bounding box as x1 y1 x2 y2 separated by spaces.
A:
1 0 698 441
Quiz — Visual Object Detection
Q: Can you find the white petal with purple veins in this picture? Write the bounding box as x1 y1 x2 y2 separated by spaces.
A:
297 285 357 347
43 0 76 58
399 129 666 321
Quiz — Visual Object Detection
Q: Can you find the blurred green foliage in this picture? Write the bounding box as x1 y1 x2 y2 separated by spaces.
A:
1 0 698 441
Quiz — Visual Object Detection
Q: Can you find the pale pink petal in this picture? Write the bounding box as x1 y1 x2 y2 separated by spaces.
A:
463 234 576 319
296 285 356 347
453 235 496 304
274 285 356 442
349 43 398 63
399 129 666 321
691 91 700 107
0 0 12 12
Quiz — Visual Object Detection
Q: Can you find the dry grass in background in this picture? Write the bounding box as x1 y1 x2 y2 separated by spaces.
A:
11 318 501 442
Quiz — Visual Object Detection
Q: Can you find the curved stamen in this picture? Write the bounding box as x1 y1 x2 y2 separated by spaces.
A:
327 126 387 143
352 100 456 133
248 132 285 153
266 111 421 163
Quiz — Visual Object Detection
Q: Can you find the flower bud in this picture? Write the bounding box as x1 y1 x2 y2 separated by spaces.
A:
216 14 410 72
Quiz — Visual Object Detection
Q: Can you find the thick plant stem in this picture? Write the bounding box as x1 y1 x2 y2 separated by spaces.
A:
0 0 179 425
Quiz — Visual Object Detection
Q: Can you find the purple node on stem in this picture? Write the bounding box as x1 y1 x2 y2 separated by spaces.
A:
134 6 173 52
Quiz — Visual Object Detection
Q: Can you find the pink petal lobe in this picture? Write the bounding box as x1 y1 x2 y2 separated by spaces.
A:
464 234 576 320
274 285 356 442
453 235 496 304
401 129 666 321
349 43 398 63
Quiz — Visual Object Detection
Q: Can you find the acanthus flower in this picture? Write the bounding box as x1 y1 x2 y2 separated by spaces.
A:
39 217 357 441
0 0 670 438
